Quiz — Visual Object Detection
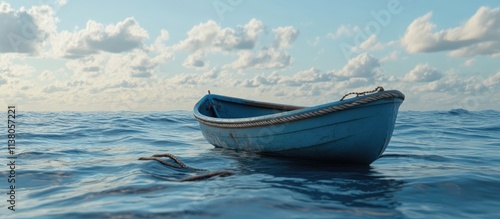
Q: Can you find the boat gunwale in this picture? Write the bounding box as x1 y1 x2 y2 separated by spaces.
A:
193 90 405 128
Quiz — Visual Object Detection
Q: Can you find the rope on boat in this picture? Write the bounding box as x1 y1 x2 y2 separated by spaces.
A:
194 87 405 128
340 86 384 101
139 153 234 182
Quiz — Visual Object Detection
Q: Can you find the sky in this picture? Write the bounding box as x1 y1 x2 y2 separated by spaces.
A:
1 0 499 111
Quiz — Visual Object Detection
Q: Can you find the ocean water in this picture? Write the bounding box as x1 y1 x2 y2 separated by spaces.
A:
2 109 500 218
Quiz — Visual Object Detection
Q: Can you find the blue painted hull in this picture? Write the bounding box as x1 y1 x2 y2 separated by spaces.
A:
194 90 404 165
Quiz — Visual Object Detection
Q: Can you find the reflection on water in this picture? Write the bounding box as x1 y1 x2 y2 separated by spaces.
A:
209 148 405 217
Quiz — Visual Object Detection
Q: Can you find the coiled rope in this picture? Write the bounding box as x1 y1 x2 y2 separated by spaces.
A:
340 86 384 101
139 153 234 182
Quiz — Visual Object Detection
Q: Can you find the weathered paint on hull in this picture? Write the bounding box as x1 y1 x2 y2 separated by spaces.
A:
194 90 404 165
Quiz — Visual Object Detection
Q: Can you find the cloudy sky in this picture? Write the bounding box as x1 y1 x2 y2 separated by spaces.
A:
1 0 499 111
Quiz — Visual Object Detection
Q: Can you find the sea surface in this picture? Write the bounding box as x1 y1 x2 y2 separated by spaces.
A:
2 109 500 218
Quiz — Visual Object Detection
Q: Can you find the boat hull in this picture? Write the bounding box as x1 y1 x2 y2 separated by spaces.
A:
194 90 404 165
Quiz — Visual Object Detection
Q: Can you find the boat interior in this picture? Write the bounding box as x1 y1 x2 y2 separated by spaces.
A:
199 96 303 119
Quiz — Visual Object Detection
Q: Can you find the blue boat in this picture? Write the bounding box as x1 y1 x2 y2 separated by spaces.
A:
193 87 405 165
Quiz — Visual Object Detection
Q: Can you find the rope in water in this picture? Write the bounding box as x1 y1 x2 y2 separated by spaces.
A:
139 153 234 182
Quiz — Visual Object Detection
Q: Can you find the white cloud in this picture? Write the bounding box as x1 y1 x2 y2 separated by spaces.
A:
229 53 383 97
175 20 219 52
201 66 221 80
0 54 37 78
173 19 270 68
401 12 439 53
297 83 322 96
124 51 159 78
448 41 500 57
282 67 332 86
183 52 207 68
484 71 500 87
413 71 483 96
166 67 231 87
404 64 442 82
326 25 361 39
380 51 400 62
0 75 6 86
239 77 263 88
237 72 282 88
43 82 70 93
230 47 292 69
402 7 500 57
337 53 381 78
229 26 299 70
38 70 56 80
148 29 174 63
89 80 137 93
170 74 199 85
65 37 173 81
80 30 173 81
56 0 68 6
175 19 263 53
55 17 149 58
0 3 56 54
464 58 475 66
273 26 299 49
351 35 384 53
66 55 106 78
2 4 498 111
2 64 36 78
174 19 298 70
337 77 372 89
359 35 383 50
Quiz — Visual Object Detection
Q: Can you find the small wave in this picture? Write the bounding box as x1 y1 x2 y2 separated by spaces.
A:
142 115 192 124
101 128 146 136
17 151 61 158
18 132 69 139
379 154 449 162
446 108 471 116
